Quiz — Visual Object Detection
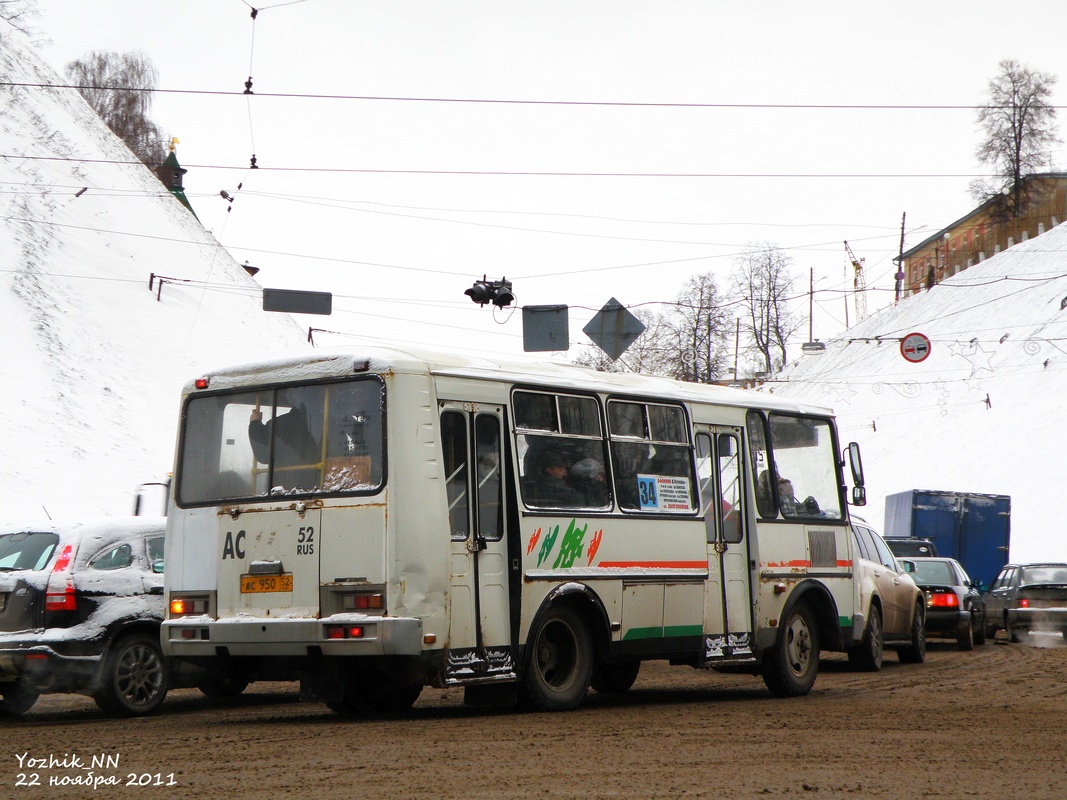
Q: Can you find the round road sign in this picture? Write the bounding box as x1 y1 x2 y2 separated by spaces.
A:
900 332 931 363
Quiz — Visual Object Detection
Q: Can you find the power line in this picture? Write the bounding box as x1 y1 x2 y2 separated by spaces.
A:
3 81 1062 111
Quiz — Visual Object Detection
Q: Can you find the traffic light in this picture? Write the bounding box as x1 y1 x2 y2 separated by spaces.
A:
464 276 514 308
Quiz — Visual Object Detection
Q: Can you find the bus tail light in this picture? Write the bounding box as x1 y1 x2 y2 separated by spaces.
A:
45 545 77 612
325 625 365 639
170 596 209 616
342 592 383 611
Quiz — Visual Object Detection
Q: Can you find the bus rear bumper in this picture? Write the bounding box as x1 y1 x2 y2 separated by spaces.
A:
161 614 423 658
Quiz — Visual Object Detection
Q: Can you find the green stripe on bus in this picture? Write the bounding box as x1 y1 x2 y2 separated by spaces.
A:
623 624 703 641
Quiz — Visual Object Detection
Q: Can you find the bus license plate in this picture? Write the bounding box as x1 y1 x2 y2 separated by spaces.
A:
240 574 294 594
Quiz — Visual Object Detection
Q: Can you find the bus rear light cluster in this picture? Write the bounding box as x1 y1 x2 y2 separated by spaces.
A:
342 592 383 611
170 597 208 616
325 625 365 640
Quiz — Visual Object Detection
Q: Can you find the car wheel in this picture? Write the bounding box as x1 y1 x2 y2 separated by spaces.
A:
898 604 926 664
848 605 883 672
591 660 640 694
1006 615 1024 644
957 615 975 651
762 602 819 697
524 604 593 712
974 613 987 645
0 680 39 716
93 633 170 717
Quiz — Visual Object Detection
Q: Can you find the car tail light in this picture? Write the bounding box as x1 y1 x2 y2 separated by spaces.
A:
1019 597 1030 608
45 544 77 611
927 590 960 608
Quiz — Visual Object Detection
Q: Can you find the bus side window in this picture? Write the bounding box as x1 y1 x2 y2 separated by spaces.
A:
441 411 470 541
746 411 777 519
475 414 502 541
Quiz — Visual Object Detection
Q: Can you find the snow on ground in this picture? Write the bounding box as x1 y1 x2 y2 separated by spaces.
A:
771 220 1067 562
0 20 308 519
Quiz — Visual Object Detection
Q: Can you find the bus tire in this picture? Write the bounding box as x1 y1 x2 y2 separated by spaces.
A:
762 601 819 697
197 674 250 698
0 680 38 716
591 660 640 694
524 605 593 711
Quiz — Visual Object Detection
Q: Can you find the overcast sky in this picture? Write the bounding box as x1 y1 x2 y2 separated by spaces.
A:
28 0 1067 360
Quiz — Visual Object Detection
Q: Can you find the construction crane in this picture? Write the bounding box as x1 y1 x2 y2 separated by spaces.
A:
844 240 868 323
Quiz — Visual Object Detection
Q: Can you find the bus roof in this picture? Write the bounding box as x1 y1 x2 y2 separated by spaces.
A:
185 344 835 417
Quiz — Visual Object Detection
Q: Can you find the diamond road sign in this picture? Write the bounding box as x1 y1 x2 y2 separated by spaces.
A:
582 297 645 360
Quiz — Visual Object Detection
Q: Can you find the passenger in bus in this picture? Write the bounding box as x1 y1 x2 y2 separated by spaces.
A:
248 405 320 467
534 451 585 507
569 457 609 507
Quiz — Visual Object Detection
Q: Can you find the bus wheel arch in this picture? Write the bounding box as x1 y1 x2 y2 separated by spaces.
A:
761 582 839 698
522 586 606 712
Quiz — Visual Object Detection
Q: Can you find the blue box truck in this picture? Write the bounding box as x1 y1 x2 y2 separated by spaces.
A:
883 490 1010 589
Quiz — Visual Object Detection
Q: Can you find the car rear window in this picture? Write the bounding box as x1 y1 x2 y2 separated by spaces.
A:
1021 566 1067 585
0 532 60 571
911 560 955 585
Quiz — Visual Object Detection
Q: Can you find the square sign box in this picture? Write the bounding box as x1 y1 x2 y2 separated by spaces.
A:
523 305 569 352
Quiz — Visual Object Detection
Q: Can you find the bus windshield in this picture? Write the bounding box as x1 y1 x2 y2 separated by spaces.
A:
177 377 385 505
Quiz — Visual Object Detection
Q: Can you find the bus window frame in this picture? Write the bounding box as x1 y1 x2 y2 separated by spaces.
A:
747 409 844 523
174 374 387 509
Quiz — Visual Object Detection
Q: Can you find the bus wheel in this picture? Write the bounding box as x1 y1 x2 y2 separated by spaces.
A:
591 660 640 694
762 602 819 698
365 676 422 714
0 680 38 716
525 605 593 711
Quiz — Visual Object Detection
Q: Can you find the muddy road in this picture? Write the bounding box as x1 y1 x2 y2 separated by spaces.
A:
3 635 1066 800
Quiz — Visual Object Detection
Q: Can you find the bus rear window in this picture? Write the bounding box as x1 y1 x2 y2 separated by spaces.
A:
177 378 385 505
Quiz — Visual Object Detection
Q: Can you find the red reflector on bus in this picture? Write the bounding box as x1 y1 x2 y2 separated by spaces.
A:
25 653 48 660
325 626 345 639
347 626 364 638
194 378 210 389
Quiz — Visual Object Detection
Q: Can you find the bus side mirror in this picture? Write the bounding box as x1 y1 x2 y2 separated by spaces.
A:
852 486 866 507
847 442 864 487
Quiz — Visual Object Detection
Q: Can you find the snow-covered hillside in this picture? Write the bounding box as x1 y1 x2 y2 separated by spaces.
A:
771 221 1067 562
0 20 307 518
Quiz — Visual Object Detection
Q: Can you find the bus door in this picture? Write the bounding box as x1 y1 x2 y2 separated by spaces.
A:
440 404 515 682
696 427 754 659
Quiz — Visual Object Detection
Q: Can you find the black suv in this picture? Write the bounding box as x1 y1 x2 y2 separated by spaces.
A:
0 519 191 717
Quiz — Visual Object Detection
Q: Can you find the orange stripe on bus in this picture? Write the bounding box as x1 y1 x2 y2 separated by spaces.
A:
596 561 708 569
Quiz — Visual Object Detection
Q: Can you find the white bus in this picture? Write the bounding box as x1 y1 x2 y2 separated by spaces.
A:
162 347 868 712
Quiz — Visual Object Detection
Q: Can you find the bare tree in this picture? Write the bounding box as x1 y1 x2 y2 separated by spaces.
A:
0 0 39 36
731 243 799 375
664 273 730 384
65 50 168 171
971 59 1060 220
